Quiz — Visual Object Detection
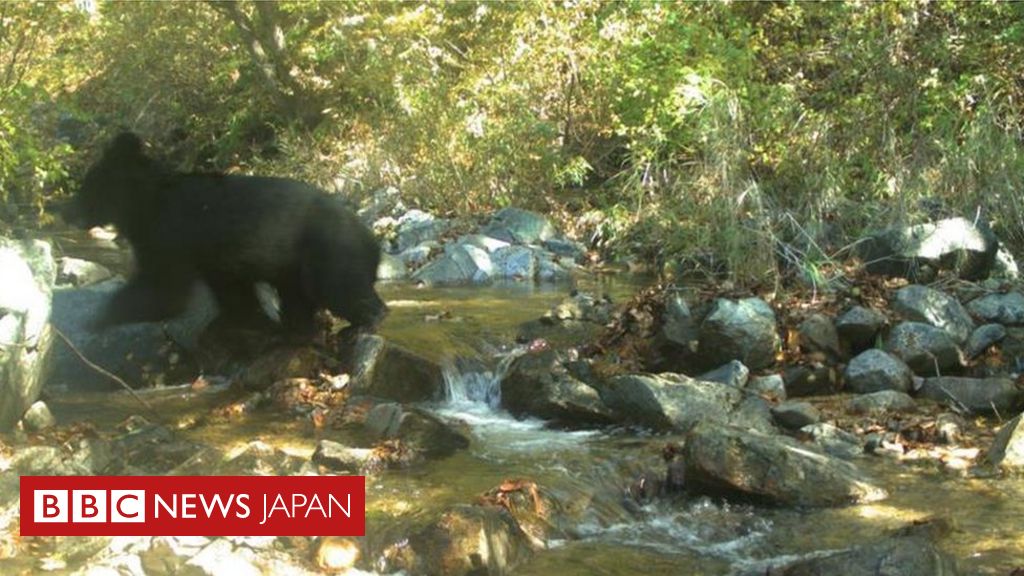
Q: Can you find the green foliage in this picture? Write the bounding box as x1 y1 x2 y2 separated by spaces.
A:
3 1 1024 283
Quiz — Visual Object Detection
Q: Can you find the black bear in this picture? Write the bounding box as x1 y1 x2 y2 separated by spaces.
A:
67 132 387 333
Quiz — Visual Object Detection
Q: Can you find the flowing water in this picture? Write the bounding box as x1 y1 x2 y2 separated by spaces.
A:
43 233 1024 574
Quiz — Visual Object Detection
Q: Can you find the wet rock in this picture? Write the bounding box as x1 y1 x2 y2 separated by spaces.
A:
748 373 786 401
69 436 115 474
984 412 1024 469
542 237 586 261
918 376 1021 415
698 360 749 388
893 285 974 343
347 334 445 402
964 323 1006 359
771 401 820 430
184 538 260 576
236 345 322 391
857 216 998 281
377 252 407 281
884 322 962 376
549 291 614 324
798 313 842 358
412 244 493 285
535 252 572 282
387 505 533 576
314 536 360 573
783 363 838 397
482 207 557 245
221 441 307 475
501 351 614 427
662 292 698 349
311 440 376 474
49 279 210 391
844 349 913 394
683 422 886 507
698 297 780 370
760 522 958 575
361 402 470 459
22 400 56 431
596 373 742 432
801 423 863 459
936 413 965 444
457 234 511 253
0 237 55 430
491 245 536 280
729 395 777 434
849 390 917 415
11 446 83 476
966 291 1024 326
516 292 613 348
56 256 113 287
398 243 438 266
395 210 449 252
835 306 887 352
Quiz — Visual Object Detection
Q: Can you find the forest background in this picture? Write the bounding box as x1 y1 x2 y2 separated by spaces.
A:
2 1 1023 284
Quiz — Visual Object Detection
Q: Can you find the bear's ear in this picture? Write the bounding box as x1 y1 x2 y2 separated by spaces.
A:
106 132 145 158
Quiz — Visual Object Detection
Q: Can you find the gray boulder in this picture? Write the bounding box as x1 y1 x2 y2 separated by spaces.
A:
491 245 536 280
0 238 56 430
536 251 572 282
985 412 1024 469
457 234 510 253
918 376 1021 415
760 524 958 576
395 210 448 252
501 351 614 427
801 423 863 459
893 285 974 343
482 207 557 245
683 422 886 507
347 334 445 402
771 401 820 430
542 237 586 261
698 297 780 370
389 505 533 576
748 374 786 400
964 323 1006 359
49 279 209 391
783 363 839 397
835 306 886 351
849 390 917 415
884 322 962 375
843 349 913 394
966 291 1024 326
857 217 998 281
698 360 749 388
412 244 493 285
596 373 742 432
662 292 698 348
798 313 842 358
361 402 469 460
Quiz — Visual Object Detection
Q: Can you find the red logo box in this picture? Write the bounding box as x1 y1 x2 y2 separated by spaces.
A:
21 476 365 536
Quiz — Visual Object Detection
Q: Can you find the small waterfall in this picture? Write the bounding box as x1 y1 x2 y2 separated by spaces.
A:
441 349 524 409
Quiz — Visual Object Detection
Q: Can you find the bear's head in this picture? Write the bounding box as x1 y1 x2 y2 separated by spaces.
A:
66 132 154 230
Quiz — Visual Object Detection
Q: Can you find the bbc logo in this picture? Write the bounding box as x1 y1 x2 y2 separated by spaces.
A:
33 490 145 523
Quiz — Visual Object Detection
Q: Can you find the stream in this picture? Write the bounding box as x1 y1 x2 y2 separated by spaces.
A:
35 232 1024 574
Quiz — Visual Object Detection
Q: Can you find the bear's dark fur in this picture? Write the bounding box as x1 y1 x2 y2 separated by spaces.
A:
68 132 386 333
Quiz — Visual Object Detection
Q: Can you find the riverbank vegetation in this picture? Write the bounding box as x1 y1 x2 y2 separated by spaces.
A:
3 1 1023 283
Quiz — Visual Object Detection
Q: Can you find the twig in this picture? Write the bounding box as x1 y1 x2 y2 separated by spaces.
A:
52 325 163 423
